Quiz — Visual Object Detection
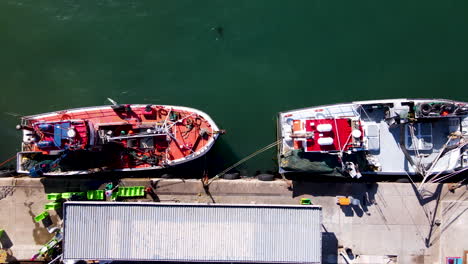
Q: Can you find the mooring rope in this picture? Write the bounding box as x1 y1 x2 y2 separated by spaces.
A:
0 154 16 167
205 139 281 186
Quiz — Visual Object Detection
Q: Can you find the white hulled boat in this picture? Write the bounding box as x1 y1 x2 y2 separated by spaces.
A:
278 99 468 185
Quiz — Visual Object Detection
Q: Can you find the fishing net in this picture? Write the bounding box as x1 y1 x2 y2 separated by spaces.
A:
279 149 341 175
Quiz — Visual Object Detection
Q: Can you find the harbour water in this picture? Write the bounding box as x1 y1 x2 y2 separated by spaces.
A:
1 0 468 175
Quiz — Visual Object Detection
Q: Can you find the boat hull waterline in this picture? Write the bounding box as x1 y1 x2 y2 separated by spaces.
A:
17 104 222 176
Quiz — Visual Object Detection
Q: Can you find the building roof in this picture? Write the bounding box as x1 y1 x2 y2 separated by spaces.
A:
63 202 322 263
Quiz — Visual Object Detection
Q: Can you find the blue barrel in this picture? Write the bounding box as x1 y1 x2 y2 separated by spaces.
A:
37 141 54 148
37 123 53 131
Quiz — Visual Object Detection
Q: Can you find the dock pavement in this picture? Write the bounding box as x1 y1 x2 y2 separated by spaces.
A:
0 177 466 264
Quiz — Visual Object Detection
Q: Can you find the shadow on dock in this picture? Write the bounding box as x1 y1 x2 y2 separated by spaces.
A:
293 181 378 217
322 231 338 264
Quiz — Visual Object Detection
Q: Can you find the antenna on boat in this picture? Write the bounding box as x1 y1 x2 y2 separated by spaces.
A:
107 98 118 106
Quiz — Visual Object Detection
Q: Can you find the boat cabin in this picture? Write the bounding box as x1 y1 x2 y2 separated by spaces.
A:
32 120 89 153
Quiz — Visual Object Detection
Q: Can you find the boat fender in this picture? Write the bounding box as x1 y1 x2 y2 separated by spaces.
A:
257 173 275 181
420 103 431 116
222 172 240 180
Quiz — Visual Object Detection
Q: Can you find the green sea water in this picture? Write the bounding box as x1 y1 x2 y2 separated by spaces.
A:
1 0 468 175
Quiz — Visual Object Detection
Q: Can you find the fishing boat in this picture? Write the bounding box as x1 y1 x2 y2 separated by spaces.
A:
277 99 468 184
16 99 223 176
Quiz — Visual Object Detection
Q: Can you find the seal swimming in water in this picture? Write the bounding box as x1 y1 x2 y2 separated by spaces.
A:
211 26 223 40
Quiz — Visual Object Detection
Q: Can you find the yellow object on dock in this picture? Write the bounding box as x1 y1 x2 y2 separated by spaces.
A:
337 197 351 206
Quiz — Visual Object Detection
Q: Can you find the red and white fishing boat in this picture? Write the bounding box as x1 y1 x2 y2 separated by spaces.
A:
278 98 468 187
16 99 222 176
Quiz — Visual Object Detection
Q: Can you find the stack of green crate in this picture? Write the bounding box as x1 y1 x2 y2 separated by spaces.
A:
44 193 63 211
34 212 49 223
46 193 62 201
61 192 85 199
86 190 104 200
117 186 145 197
44 202 61 210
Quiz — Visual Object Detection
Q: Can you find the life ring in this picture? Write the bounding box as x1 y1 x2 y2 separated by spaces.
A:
420 103 432 116
61 114 72 120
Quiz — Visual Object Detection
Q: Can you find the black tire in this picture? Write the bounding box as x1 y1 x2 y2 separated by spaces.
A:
160 173 173 179
420 103 432 116
222 172 240 180
257 173 275 181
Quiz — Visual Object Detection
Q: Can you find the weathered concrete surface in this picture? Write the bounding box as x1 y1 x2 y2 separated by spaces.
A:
0 177 466 264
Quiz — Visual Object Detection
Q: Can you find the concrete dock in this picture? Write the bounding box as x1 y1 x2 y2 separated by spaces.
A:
0 177 466 264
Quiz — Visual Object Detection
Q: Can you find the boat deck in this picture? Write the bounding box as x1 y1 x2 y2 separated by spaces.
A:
278 99 468 176
361 108 462 174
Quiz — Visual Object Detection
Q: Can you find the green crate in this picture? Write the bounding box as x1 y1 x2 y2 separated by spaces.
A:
44 202 61 211
300 198 312 205
61 192 85 199
86 190 104 200
117 186 145 197
34 212 49 223
111 191 118 201
46 193 62 201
